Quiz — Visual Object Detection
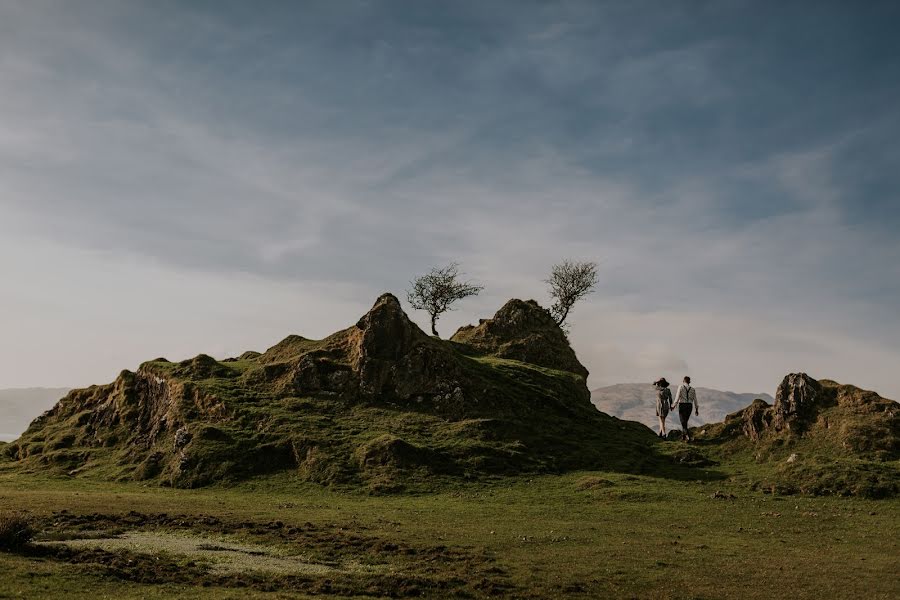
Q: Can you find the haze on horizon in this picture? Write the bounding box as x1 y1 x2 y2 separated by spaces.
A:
1 1 898 401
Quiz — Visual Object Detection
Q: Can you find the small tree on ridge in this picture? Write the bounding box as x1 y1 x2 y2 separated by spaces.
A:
545 260 598 327
407 262 483 338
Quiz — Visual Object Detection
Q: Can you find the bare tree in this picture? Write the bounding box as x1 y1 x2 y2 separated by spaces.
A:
545 260 599 327
407 263 483 337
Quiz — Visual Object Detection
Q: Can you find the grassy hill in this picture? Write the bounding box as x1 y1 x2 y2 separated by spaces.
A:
700 373 900 498
5 300 896 503
591 383 773 431
4 295 669 492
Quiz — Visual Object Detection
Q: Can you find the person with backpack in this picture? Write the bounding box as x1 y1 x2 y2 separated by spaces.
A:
673 376 699 441
653 378 673 438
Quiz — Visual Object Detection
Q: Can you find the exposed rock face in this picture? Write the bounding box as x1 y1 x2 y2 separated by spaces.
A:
6 364 236 487
772 373 824 431
737 398 774 440
352 293 420 364
349 293 464 401
719 373 826 439
450 299 589 379
261 295 586 408
262 293 469 410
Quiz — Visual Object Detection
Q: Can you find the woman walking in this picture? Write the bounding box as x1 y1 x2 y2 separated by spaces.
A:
673 376 699 441
654 378 673 438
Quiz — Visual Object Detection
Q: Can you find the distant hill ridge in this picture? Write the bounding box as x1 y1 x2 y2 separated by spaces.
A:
591 383 773 431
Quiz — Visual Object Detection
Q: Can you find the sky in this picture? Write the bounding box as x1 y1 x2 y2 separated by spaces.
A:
1 0 899 400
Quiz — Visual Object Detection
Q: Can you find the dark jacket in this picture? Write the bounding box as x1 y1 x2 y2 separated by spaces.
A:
655 387 672 416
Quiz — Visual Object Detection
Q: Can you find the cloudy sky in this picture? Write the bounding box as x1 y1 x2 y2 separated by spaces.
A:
1 1 898 400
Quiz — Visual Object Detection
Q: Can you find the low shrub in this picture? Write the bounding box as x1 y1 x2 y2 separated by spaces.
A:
0 513 35 551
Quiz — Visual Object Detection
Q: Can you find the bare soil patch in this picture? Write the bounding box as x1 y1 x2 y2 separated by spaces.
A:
22 510 513 597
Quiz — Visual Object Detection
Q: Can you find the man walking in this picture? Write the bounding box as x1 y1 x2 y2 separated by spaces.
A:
674 376 699 441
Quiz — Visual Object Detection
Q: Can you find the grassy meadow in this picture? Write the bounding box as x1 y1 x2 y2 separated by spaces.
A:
1 455 897 599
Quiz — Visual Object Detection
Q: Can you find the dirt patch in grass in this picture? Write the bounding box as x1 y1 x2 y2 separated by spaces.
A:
37 531 358 576
24 510 514 597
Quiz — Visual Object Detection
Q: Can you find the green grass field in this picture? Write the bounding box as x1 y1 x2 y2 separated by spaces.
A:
1 459 897 599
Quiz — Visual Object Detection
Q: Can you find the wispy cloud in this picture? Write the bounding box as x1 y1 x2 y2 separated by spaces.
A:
0 1 898 400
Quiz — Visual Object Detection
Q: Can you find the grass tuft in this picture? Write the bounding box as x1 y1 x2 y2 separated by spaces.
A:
0 513 34 551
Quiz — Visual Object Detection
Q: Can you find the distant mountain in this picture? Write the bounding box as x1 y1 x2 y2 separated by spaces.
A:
0 388 70 441
591 383 773 431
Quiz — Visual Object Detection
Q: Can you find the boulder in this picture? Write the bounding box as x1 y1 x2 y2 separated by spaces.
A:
772 373 823 431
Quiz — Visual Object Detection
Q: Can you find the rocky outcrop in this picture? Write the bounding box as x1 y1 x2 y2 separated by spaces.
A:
349 293 464 400
352 293 422 366
734 398 774 440
5 363 236 486
6 293 648 490
718 373 827 439
714 373 899 459
704 373 900 498
772 373 825 432
256 294 470 412
450 299 588 379
256 295 589 410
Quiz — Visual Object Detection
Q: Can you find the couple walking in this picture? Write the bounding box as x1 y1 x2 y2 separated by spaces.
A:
654 376 699 441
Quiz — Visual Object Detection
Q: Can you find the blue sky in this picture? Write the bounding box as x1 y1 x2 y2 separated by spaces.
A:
1 1 899 399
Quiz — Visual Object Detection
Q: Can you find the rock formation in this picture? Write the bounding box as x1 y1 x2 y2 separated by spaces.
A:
718 372 898 451
450 299 588 379
706 372 899 497
771 373 825 432
5 294 654 490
